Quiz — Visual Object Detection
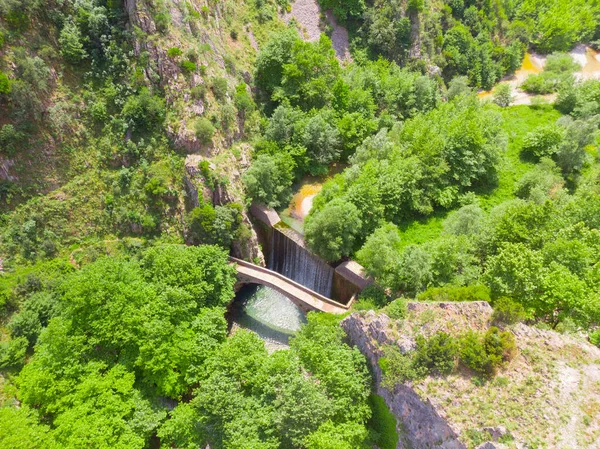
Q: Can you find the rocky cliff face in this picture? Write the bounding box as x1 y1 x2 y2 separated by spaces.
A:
184 154 265 265
342 303 600 449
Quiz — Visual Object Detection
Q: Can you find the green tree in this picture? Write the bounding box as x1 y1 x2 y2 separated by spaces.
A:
357 223 401 289
59 21 87 64
121 89 166 133
305 198 362 262
243 153 295 208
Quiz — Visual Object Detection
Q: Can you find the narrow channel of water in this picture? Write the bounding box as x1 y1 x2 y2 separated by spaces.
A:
228 284 307 348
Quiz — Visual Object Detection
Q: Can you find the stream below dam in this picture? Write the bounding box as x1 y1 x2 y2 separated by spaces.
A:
228 284 307 351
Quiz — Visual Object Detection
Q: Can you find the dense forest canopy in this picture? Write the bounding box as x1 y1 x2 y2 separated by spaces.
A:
1 0 600 447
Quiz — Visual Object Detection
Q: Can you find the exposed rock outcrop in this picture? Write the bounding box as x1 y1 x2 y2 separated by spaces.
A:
184 154 265 266
342 302 600 449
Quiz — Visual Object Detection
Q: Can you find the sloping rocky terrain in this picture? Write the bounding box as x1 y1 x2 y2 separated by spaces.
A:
343 302 600 449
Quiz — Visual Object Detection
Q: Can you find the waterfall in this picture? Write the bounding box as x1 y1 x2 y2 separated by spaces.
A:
269 226 335 298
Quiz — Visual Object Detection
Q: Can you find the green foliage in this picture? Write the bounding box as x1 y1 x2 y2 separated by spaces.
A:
0 70 11 94
417 284 491 303
522 54 579 95
356 284 389 310
493 84 513 107
167 46 183 57
305 198 362 262
521 125 565 159
0 335 28 368
159 313 371 449
121 88 166 134
193 117 216 145
317 0 365 21
59 21 87 64
382 297 408 320
0 124 25 156
180 60 197 73
186 202 243 248
590 330 600 347
413 332 458 375
367 395 399 449
0 407 55 449
379 346 422 388
243 152 295 208
492 297 527 325
357 223 400 288
276 35 341 110
211 77 229 100
459 327 516 376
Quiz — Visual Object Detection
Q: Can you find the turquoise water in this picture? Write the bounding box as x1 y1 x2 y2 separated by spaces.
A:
229 284 307 346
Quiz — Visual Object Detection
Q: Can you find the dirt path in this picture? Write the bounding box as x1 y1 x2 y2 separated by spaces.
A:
285 0 321 42
285 0 351 60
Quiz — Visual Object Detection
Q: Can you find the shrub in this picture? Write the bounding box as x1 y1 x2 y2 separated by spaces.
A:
460 328 516 376
417 285 491 303
0 71 11 95
492 297 527 325
167 47 182 57
413 332 458 375
193 118 215 145
230 29 238 40
191 85 207 100
379 346 422 388
211 77 229 100
122 88 166 130
493 84 512 107
181 60 197 73
243 152 295 208
590 330 600 347
154 12 170 32
459 331 490 375
0 124 25 156
382 297 407 320
0 336 28 369
358 285 388 309
59 22 87 64
521 125 564 158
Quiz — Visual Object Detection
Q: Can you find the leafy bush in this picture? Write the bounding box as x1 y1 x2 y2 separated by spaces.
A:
191 85 207 100
211 77 229 100
0 124 25 156
357 285 388 309
413 332 458 375
379 346 422 388
523 125 565 158
59 22 87 64
590 330 600 347
417 285 491 303
493 84 513 107
382 297 407 320
154 12 170 32
243 152 295 208
180 60 196 73
0 336 28 368
460 327 516 376
167 47 182 57
186 202 242 247
193 118 215 145
121 88 166 133
305 198 362 262
0 71 11 94
492 297 527 325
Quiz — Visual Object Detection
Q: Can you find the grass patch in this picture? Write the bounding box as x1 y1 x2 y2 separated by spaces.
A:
477 104 562 209
368 394 399 449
